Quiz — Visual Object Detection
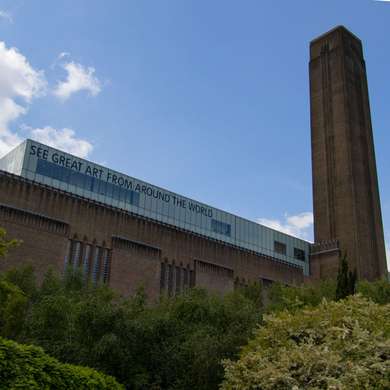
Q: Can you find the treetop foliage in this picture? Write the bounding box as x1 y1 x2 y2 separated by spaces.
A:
0 336 123 389
336 253 357 300
0 225 389 389
0 265 263 389
0 228 20 259
222 295 390 389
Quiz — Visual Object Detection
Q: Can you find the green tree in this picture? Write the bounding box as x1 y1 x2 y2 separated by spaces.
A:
222 295 390 389
0 279 28 338
336 253 357 300
0 337 123 389
0 227 20 258
16 268 262 389
357 278 390 304
266 279 336 313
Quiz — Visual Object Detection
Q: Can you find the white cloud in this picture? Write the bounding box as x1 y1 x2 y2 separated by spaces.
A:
58 52 70 59
0 41 46 155
0 41 94 159
24 126 93 158
0 10 12 23
53 61 101 101
257 212 314 241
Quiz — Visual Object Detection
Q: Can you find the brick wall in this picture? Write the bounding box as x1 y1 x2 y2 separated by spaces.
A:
0 171 304 296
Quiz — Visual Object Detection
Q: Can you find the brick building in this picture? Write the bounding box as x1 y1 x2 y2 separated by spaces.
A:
0 26 387 297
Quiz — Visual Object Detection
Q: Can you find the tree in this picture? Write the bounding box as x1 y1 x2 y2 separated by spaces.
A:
2 266 262 389
336 253 357 300
0 279 28 338
0 228 20 259
266 279 337 313
221 295 390 389
0 337 123 389
357 278 390 305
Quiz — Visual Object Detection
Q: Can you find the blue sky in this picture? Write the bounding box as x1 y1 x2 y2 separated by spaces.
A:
0 0 389 265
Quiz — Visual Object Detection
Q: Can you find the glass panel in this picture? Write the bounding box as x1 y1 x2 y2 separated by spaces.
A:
92 247 101 283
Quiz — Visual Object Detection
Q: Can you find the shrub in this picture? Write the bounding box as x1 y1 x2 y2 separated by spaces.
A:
0 280 28 338
357 278 390 304
0 227 20 258
222 295 390 389
0 337 123 389
266 279 336 312
19 268 262 389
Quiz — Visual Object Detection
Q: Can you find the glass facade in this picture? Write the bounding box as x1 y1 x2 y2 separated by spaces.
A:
0 139 311 275
36 159 140 207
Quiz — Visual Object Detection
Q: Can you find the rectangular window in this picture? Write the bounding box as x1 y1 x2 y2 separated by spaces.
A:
92 247 101 283
102 249 111 283
160 262 166 291
168 264 173 296
294 248 305 261
64 239 71 269
73 241 81 268
36 159 139 207
189 269 195 288
274 241 287 255
175 266 181 294
83 244 91 278
211 219 231 237
183 267 189 288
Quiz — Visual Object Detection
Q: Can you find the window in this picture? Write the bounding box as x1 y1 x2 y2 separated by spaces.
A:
102 249 111 283
83 244 91 276
168 264 173 296
211 219 231 237
274 241 287 255
175 266 181 294
72 241 81 268
36 159 139 207
92 247 101 283
160 262 166 291
161 262 192 295
183 266 189 288
294 248 305 261
64 239 111 283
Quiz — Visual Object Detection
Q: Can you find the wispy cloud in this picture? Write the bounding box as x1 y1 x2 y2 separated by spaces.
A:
53 61 101 101
257 212 314 241
0 10 12 23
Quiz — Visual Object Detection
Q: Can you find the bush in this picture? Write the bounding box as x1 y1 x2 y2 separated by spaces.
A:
0 337 123 389
266 279 336 312
222 295 390 389
0 265 265 389
0 279 28 338
0 338 123 389
357 279 390 304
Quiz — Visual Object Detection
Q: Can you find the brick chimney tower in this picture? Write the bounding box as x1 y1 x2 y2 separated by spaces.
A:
309 26 387 280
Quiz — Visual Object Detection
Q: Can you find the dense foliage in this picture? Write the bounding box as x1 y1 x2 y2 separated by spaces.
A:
1 228 389 389
0 336 123 389
0 227 19 258
222 295 390 389
0 266 262 389
336 253 357 300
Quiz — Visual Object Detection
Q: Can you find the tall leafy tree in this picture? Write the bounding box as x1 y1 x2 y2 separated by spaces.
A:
222 296 390 389
0 228 20 259
336 253 357 300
